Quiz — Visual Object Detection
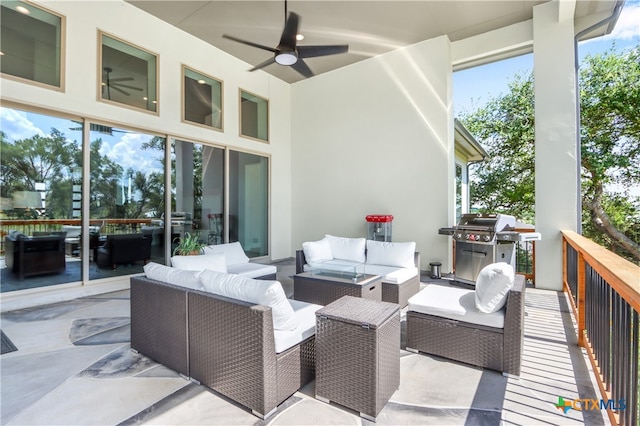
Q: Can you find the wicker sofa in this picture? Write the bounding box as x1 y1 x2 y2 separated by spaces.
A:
405 273 526 376
130 267 320 419
296 236 420 307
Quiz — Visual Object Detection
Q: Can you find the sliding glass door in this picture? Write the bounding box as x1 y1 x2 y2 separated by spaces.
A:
229 151 268 258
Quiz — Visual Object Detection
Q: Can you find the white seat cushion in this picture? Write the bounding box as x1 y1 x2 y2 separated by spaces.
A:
274 299 322 353
202 241 250 266
302 259 361 272
227 262 277 278
199 270 296 331
408 283 505 329
143 262 203 290
363 265 418 284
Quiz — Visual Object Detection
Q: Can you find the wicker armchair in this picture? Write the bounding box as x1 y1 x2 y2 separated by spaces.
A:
406 274 526 376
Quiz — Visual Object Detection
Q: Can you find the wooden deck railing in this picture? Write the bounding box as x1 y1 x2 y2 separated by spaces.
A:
562 230 640 425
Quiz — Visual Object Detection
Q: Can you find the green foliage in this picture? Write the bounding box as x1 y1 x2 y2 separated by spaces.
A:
460 43 640 261
172 232 205 256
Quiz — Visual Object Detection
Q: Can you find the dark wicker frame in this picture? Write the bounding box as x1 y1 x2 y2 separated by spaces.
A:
295 250 420 307
406 274 526 376
129 276 315 419
130 277 190 377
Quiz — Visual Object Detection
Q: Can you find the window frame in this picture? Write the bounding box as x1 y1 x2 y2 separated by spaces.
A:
0 0 66 91
97 30 159 115
239 89 269 143
181 64 224 131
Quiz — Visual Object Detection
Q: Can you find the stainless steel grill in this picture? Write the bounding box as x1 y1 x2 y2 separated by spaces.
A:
441 213 540 285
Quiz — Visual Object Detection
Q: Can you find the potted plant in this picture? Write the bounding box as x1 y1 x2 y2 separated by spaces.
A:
172 232 206 256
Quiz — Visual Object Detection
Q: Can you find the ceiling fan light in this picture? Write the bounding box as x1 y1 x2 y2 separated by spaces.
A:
275 52 297 65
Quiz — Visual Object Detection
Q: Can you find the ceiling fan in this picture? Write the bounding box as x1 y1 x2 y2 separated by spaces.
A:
102 67 143 99
222 1 348 78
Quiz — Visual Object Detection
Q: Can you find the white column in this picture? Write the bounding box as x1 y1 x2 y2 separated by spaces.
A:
533 0 578 290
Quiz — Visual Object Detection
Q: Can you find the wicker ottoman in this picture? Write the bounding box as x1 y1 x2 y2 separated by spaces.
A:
315 296 400 421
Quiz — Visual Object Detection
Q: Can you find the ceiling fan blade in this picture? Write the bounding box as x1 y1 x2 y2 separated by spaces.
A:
278 12 299 50
291 59 314 78
249 57 276 72
298 44 349 59
223 34 278 53
111 83 143 92
110 85 130 96
108 77 134 82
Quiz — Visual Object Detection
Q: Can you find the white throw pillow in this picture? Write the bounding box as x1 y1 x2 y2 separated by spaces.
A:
365 240 416 268
202 241 250 266
325 235 366 263
143 262 204 290
475 263 515 313
199 270 297 331
302 238 333 263
171 253 227 273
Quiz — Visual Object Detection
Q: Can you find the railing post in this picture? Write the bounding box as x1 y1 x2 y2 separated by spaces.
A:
576 250 586 347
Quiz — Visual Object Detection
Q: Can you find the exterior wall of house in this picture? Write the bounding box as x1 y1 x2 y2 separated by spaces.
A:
1 0 294 261
290 37 455 271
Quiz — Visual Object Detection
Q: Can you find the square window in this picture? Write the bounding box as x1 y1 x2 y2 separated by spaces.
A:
183 66 223 130
0 1 64 88
240 90 269 142
100 32 158 113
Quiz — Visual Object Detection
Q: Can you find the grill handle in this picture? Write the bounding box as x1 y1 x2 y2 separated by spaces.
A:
461 249 487 257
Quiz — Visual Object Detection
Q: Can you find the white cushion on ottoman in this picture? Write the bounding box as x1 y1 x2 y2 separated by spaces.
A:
408 283 505 329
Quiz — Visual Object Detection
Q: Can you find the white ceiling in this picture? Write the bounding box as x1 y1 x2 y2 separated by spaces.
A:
127 0 620 83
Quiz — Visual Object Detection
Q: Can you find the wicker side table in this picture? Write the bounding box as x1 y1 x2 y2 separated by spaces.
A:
315 296 400 421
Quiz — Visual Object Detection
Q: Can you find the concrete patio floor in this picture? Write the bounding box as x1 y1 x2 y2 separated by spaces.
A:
1 263 611 425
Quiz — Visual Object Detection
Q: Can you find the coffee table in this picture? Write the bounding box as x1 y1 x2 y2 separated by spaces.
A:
293 271 382 305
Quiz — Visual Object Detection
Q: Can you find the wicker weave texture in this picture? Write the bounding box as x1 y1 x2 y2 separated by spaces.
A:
130 277 189 376
293 273 382 305
406 274 526 375
316 297 400 419
187 290 316 418
381 274 420 307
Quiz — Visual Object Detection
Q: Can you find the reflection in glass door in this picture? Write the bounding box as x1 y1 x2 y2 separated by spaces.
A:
0 107 82 292
171 140 224 252
229 151 268 258
89 125 165 279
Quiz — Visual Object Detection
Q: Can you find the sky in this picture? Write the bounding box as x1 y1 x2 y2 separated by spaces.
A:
453 0 640 115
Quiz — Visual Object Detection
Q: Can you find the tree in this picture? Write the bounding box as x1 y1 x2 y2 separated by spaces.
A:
461 44 640 262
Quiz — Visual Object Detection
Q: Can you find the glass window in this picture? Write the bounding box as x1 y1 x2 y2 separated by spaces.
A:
89 124 165 279
100 33 158 113
229 151 269 258
171 140 225 251
455 163 463 223
0 1 63 87
240 90 269 142
183 66 223 130
0 107 82 292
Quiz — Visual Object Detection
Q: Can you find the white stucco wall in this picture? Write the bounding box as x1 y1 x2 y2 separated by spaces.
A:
1 0 293 260
290 37 455 271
